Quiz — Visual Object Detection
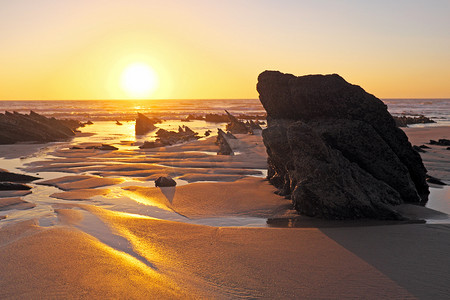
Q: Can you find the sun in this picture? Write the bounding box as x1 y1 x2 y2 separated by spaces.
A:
120 63 158 98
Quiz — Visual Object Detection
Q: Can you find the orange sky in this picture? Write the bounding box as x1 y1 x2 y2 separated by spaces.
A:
1 0 449 100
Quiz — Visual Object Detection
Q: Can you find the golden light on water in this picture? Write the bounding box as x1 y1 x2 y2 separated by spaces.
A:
120 63 158 99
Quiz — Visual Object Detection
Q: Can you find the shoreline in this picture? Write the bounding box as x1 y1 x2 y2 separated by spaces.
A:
0 121 449 298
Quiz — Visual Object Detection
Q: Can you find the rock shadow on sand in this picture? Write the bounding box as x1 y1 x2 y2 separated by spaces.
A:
159 186 176 204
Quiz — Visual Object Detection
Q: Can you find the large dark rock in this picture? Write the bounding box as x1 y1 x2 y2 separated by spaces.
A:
135 113 159 135
0 111 79 144
257 71 429 219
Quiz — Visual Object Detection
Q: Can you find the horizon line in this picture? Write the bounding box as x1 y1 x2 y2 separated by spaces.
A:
0 97 450 101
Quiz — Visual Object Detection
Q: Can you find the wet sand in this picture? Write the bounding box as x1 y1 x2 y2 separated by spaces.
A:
0 124 449 298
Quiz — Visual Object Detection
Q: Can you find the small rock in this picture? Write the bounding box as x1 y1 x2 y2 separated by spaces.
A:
155 176 177 187
419 145 430 149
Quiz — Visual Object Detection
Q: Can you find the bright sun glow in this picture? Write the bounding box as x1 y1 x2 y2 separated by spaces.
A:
120 63 158 98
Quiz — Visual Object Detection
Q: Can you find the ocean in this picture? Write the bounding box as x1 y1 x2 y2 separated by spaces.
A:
0 98 449 126
0 98 449 227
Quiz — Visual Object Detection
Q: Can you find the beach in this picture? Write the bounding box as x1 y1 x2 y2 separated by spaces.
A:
2 0 450 297
0 109 449 299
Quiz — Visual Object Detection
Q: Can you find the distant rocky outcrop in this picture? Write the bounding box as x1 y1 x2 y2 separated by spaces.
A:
429 139 450 146
0 111 80 144
140 126 199 149
135 113 160 135
393 115 435 127
257 71 429 220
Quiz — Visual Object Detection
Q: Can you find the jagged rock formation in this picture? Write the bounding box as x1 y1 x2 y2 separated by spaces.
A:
225 110 249 134
135 113 160 135
393 115 435 127
216 129 234 155
257 71 429 220
0 111 79 144
140 126 199 149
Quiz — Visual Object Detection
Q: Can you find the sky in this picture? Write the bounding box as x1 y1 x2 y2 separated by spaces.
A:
0 0 449 100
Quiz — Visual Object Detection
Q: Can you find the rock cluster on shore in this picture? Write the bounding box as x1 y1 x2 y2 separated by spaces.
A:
393 115 435 127
140 126 199 149
257 71 429 219
0 111 81 144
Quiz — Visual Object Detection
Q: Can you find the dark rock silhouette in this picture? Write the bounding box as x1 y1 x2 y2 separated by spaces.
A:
0 111 79 144
216 129 234 155
135 113 159 135
393 115 435 127
225 110 249 134
155 176 176 187
156 126 199 145
258 70 429 219
245 120 263 134
140 126 199 149
429 139 450 146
